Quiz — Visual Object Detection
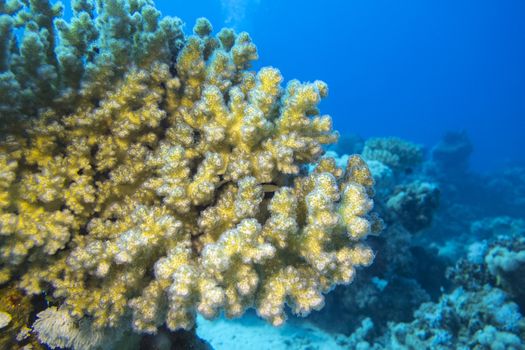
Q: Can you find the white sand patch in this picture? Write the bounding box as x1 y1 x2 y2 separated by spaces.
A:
196 313 347 350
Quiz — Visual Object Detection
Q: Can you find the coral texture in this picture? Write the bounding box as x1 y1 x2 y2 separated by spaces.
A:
0 0 380 346
386 180 440 233
485 237 525 311
288 134 525 350
303 149 445 336
341 286 525 350
362 137 423 175
337 234 525 349
0 285 45 349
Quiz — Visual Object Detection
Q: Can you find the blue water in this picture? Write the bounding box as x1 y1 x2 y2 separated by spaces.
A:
158 0 525 172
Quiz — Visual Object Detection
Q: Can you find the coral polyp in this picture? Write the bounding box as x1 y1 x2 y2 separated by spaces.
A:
0 0 380 347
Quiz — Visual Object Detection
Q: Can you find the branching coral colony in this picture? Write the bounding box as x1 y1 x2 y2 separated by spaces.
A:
0 0 381 347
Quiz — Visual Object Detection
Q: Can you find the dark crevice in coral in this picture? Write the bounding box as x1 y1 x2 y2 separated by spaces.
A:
139 326 213 350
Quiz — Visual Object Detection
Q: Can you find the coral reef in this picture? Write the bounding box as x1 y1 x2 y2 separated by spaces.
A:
306 222 448 336
32 306 128 349
187 130 525 349
360 137 438 234
341 286 525 350
447 235 525 307
300 134 524 350
0 0 184 130
365 160 395 200
0 0 380 348
424 132 525 257
362 137 423 175
429 214 524 260
305 147 445 335
360 138 440 233
390 241 525 350
385 181 440 233
336 234 525 349
484 237 525 311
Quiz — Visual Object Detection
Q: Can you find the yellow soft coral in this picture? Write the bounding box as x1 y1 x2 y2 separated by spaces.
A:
0 2 381 348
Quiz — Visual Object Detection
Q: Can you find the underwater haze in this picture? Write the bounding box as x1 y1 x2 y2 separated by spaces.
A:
162 0 525 172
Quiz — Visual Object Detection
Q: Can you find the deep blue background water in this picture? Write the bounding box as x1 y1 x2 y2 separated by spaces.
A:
60 0 524 172
157 0 525 172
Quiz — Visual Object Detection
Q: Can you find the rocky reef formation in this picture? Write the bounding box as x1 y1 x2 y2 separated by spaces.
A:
342 285 525 350
339 234 525 350
385 180 439 234
430 130 473 178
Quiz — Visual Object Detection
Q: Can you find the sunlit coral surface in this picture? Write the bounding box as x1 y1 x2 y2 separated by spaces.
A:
0 0 380 348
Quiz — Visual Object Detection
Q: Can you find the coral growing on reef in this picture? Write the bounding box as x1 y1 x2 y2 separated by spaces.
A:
341 286 525 350
485 237 525 310
386 180 440 233
294 134 525 349
0 0 380 347
362 137 423 175
339 236 525 349
305 149 445 336
0 0 185 129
